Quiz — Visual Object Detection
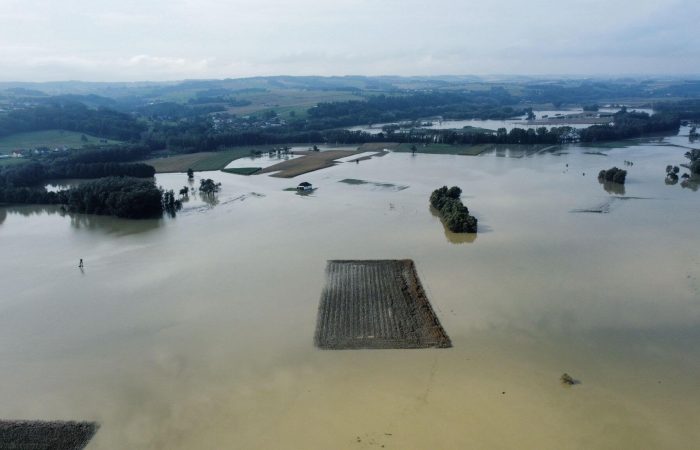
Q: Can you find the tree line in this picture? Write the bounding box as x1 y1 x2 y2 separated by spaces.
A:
0 101 146 141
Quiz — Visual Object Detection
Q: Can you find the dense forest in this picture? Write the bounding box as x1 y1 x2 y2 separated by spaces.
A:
65 177 165 219
0 101 146 140
306 89 522 128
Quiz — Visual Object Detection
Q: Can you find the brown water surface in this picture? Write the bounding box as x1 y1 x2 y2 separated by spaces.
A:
1 131 699 449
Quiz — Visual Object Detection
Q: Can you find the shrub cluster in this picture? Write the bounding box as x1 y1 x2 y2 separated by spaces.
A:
598 167 627 184
429 186 477 233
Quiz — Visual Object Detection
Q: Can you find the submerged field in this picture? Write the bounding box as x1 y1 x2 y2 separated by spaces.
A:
315 260 451 349
1 128 699 449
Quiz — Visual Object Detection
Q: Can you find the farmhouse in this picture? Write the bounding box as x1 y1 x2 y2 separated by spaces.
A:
297 181 313 191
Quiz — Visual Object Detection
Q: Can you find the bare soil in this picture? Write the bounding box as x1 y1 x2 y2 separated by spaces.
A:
314 260 451 350
0 420 98 449
258 150 363 178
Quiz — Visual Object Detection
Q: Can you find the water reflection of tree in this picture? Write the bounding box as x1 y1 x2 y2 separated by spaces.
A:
0 204 162 235
2 204 66 218
429 206 477 244
199 192 220 206
69 213 162 235
600 180 626 195
681 176 699 191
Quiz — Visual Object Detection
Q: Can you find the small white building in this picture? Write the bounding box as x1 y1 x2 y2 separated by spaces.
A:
297 181 313 191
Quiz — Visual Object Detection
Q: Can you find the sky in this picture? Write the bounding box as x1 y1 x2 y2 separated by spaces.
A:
0 0 698 82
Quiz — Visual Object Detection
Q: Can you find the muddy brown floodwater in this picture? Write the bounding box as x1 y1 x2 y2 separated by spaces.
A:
1 128 700 449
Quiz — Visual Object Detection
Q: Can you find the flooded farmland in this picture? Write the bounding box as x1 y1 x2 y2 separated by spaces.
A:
1 129 700 449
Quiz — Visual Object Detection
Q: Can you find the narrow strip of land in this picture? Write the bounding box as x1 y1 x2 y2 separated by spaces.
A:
258 150 364 178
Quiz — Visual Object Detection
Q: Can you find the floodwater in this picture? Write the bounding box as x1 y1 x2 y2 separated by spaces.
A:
224 153 302 170
347 106 654 134
1 128 699 449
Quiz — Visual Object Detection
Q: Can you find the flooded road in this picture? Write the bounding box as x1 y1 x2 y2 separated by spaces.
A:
1 131 699 449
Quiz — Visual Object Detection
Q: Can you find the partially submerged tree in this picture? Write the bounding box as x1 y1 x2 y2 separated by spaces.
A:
598 167 627 184
199 178 221 194
187 168 194 179
161 189 182 217
430 186 477 233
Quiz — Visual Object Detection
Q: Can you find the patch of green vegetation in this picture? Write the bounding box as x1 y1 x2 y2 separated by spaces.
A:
338 178 408 190
461 125 496 134
0 130 122 155
0 157 29 167
221 167 261 175
392 143 488 156
580 141 631 149
145 147 274 172
430 186 477 233
339 178 368 185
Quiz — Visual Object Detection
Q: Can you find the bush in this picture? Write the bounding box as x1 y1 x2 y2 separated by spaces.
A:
430 185 477 233
598 167 627 184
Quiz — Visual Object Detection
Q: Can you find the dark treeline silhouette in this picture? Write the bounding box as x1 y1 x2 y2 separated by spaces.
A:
0 170 177 219
0 101 146 141
65 177 164 218
305 89 522 129
136 102 227 120
47 145 153 164
148 110 680 154
0 160 154 187
0 157 157 215
653 99 700 120
598 167 627 184
579 111 680 142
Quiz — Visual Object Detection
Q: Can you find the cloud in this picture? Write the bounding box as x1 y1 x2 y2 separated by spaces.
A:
0 0 697 81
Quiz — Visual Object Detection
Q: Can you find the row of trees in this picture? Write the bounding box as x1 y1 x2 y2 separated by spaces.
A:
306 89 522 129
0 101 146 141
429 186 478 233
0 160 155 189
63 177 165 218
579 111 680 142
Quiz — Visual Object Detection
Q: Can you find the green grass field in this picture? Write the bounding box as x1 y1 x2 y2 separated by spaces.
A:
390 143 490 156
0 157 29 167
144 146 283 173
0 130 122 155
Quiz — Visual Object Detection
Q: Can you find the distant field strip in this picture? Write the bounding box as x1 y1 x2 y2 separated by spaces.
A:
258 150 363 178
315 260 451 350
333 151 379 162
0 129 121 154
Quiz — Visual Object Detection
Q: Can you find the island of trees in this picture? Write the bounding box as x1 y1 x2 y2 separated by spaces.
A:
430 186 477 233
0 148 184 218
598 167 627 184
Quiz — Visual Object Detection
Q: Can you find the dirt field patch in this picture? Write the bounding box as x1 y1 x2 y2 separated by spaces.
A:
258 150 364 178
143 150 249 173
0 420 98 449
314 260 451 350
